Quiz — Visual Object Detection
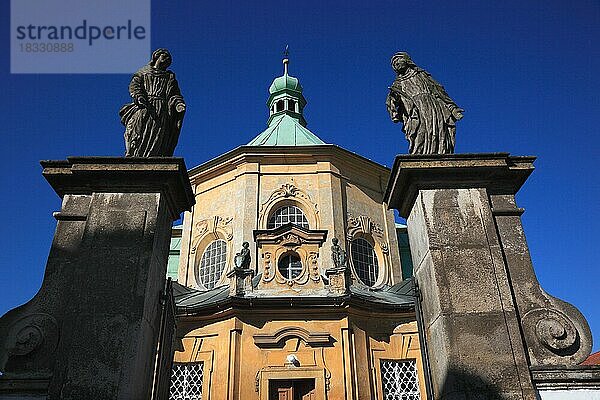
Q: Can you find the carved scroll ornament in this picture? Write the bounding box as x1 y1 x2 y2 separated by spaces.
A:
347 214 389 254
191 215 233 254
259 183 318 228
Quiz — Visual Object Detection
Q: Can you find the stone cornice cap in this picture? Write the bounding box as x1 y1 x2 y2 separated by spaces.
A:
384 153 536 218
41 156 195 219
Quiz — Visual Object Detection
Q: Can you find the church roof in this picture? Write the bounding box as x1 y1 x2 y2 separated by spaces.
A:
172 278 415 314
247 114 325 146
582 351 600 365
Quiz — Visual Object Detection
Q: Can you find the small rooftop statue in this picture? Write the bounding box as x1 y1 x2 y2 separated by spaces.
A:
386 52 463 154
234 242 251 270
331 238 347 269
120 48 186 157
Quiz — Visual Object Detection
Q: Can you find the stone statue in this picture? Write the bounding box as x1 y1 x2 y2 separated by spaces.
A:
386 52 464 154
331 238 347 269
234 241 251 269
120 48 186 157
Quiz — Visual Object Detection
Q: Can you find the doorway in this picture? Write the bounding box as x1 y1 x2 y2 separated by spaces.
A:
269 379 316 400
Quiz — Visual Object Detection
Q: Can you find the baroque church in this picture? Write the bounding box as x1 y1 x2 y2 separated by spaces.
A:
2 52 597 400
165 56 425 399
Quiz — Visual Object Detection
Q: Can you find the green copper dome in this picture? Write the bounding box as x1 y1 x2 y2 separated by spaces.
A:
269 74 303 94
247 54 326 147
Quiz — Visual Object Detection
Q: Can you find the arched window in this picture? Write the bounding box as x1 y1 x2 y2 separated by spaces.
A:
278 253 303 280
276 100 284 112
267 205 309 229
288 99 296 112
197 239 227 289
351 237 379 286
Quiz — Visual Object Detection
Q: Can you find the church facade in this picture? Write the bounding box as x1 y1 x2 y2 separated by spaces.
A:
166 58 426 400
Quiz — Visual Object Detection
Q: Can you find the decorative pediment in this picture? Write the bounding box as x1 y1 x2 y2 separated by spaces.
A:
253 327 332 348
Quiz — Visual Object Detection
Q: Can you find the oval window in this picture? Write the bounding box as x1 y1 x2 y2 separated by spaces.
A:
278 253 303 280
351 237 379 287
197 239 227 289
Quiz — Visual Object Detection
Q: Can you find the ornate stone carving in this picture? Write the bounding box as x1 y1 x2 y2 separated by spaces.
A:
255 225 327 289
277 233 304 246
261 249 318 287
262 252 274 283
522 308 584 364
308 251 320 282
259 183 319 227
1 313 59 377
191 215 233 253
120 48 186 157
346 214 389 254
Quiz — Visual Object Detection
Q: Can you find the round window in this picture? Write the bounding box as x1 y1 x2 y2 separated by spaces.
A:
197 239 227 289
267 205 309 229
351 237 379 287
278 253 303 280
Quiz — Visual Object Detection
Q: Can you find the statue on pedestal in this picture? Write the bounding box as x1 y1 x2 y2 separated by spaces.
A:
120 48 186 157
386 52 463 154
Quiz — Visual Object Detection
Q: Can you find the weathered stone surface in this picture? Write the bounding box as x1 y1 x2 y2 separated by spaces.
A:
0 157 194 399
408 186 537 399
490 194 592 366
384 153 536 218
385 153 592 399
531 365 600 390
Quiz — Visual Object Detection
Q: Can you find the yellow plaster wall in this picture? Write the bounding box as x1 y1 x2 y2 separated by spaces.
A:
174 313 425 400
178 148 406 290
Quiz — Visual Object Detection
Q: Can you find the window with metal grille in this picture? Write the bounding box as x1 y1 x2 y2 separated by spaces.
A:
278 253 303 280
351 237 379 286
380 359 421 400
170 362 204 400
267 205 309 229
198 239 226 289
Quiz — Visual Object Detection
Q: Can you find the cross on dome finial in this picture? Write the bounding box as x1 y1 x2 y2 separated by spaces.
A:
283 45 289 76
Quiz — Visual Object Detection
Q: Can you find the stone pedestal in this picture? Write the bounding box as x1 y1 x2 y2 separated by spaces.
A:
384 153 592 400
325 265 351 295
227 267 255 297
0 157 194 400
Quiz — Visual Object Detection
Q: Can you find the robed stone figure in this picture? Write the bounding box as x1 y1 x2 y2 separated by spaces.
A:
120 48 186 157
386 52 463 154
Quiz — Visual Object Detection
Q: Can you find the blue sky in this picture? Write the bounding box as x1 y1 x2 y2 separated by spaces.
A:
1 1 599 351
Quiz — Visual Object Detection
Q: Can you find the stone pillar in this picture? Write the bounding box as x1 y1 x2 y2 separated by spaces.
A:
384 153 592 400
0 157 194 400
